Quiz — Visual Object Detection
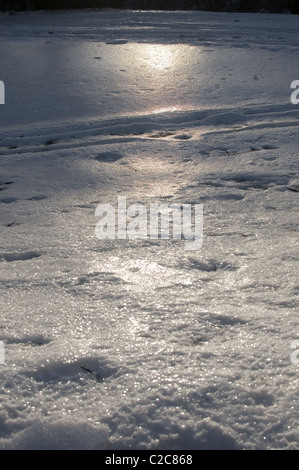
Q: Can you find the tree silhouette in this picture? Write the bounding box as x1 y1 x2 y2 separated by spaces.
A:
0 0 298 13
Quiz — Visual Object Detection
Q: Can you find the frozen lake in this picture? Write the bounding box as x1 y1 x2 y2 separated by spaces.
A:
0 10 298 127
0 9 299 450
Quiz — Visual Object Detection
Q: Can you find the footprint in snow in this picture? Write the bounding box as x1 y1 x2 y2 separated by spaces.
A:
178 257 238 272
173 134 192 140
44 139 57 146
0 251 42 262
1 195 47 204
288 186 299 193
26 357 118 384
27 195 48 201
211 193 245 201
3 335 51 347
105 39 128 45
0 197 18 204
95 151 123 163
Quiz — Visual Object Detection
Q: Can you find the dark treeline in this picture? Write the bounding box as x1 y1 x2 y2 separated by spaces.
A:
1 0 299 13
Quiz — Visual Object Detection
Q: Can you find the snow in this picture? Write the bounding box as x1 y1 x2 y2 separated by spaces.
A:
0 9 299 450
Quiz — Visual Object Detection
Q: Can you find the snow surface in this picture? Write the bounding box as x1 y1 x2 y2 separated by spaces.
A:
0 9 299 450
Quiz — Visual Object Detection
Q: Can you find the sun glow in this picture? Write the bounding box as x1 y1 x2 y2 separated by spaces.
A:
140 44 177 71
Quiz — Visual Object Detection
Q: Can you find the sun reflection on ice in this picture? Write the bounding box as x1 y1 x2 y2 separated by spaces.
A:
125 43 199 114
140 44 177 71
